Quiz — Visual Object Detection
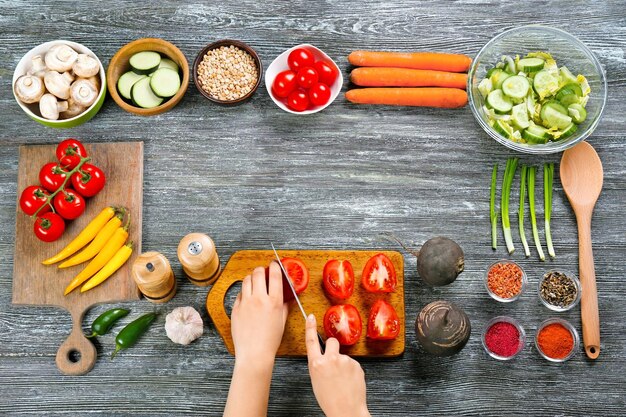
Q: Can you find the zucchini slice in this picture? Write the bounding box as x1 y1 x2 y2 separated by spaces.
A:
131 76 164 108
130 51 161 75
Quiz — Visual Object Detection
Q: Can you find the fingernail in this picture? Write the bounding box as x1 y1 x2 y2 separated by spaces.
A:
307 314 315 323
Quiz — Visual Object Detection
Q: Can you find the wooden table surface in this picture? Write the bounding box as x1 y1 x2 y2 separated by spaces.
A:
1 1 625 415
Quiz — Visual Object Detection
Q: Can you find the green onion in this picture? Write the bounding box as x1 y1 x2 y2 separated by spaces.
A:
490 164 498 250
528 166 545 261
544 162 555 258
501 158 518 254
518 164 530 257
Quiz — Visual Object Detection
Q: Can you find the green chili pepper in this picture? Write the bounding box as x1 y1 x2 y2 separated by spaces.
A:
86 308 130 338
111 312 157 359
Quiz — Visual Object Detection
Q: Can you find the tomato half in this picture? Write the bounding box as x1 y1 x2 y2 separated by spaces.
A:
309 82 331 106
323 304 362 346
39 162 68 193
34 212 65 242
19 185 51 216
71 163 106 197
53 188 86 220
272 70 297 98
286 89 309 112
322 259 354 300
56 138 87 170
287 48 315 72
361 253 397 293
265 257 309 302
367 299 400 340
314 60 339 86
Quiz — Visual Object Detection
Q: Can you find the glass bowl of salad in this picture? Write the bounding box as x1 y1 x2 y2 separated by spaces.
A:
468 25 607 154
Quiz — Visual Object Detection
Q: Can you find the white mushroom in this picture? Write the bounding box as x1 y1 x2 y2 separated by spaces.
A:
14 75 45 104
73 54 100 78
45 44 78 72
44 71 74 99
85 75 101 91
60 98 86 119
164 306 204 345
70 78 98 107
39 93 68 120
28 55 47 78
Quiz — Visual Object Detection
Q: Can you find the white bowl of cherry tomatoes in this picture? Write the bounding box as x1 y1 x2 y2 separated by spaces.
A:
265 44 342 114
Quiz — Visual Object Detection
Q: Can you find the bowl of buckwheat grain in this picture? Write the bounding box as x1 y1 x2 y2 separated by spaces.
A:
193 40 262 105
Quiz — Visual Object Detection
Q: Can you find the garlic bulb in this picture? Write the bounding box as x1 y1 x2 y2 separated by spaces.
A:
165 306 203 345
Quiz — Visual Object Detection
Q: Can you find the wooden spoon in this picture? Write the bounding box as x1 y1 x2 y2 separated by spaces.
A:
560 141 603 359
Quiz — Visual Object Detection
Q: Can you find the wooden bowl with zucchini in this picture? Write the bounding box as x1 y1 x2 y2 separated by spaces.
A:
107 38 189 116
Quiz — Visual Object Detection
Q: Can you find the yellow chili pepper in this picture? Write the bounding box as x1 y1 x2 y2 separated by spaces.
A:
64 226 129 295
81 242 134 293
58 209 126 269
43 206 116 265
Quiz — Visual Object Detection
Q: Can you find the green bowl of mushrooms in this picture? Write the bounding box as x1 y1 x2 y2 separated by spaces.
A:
12 40 106 129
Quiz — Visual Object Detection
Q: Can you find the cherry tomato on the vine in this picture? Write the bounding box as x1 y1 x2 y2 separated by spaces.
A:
314 60 339 86
71 163 106 197
53 188 86 220
309 82 331 106
19 185 51 216
286 89 310 112
272 70 297 98
34 212 65 242
296 67 319 89
39 162 68 193
287 48 315 72
56 138 87 170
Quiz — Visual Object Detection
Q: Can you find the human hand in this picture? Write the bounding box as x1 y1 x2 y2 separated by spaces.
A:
231 262 289 367
306 314 370 417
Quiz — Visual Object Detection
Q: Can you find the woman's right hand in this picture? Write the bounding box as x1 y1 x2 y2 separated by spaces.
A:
305 314 371 417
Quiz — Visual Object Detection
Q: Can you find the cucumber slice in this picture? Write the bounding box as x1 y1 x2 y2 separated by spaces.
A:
541 106 573 130
533 70 559 98
130 51 161 75
131 76 164 108
556 83 583 100
117 71 146 100
493 119 513 138
490 69 512 89
511 103 530 130
568 103 587 124
559 66 578 84
542 100 568 116
517 57 545 73
559 123 578 138
522 124 549 144
502 75 530 99
149 68 181 98
558 93 579 107
487 89 513 114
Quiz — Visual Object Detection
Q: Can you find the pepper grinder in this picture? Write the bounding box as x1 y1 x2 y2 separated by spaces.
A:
177 233 221 286
131 251 177 303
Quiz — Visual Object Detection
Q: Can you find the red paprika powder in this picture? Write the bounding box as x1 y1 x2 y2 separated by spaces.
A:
485 321 521 358
537 323 574 359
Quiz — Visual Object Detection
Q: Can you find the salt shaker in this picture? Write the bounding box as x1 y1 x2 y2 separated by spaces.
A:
177 233 221 286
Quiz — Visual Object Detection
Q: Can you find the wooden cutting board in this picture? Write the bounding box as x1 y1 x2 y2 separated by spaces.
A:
12 142 143 376
207 250 405 357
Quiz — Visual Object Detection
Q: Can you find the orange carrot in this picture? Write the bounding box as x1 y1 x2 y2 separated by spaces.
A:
348 51 472 73
345 88 468 108
350 67 467 89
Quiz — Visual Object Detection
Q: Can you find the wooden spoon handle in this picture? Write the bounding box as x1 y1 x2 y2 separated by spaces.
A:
577 212 600 359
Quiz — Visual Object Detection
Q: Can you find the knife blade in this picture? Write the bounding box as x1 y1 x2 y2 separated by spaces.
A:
271 243 325 353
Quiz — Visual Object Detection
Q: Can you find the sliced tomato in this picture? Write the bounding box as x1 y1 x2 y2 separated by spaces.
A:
367 299 400 340
323 304 362 346
265 257 309 302
323 259 354 300
361 253 397 293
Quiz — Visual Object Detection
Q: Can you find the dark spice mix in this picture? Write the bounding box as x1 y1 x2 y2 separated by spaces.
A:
540 271 577 308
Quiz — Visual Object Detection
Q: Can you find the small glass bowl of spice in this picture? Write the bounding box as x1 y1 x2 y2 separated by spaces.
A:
538 270 581 312
193 40 262 105
482 316 525 360
535 318 579 362
485 260 527 302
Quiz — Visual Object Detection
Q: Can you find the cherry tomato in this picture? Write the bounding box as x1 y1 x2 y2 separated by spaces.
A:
34 212 65 242
367 299 400 340
286 89 309 112
280 257 309 301
308 82 331 106
361 253 397 293
314 60 339 86
53 188 86 220
272 70 297 98
19 185 51 216
287 48 315 72
322 259 354 300
296 67 319 89
71 163 106 197
56 138 87 170
39 162 68 192
323 304 362 346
